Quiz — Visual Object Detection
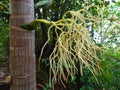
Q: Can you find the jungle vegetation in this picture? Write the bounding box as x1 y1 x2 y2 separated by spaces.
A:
0 0 120 90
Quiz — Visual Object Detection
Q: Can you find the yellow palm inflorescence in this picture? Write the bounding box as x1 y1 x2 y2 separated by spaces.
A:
34 5 103 87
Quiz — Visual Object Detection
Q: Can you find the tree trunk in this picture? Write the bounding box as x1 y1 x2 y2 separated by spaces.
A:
9 0 36 90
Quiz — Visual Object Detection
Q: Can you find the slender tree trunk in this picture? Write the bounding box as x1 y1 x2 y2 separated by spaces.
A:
99 22 103 45
91 23 94 39
9 0 36 90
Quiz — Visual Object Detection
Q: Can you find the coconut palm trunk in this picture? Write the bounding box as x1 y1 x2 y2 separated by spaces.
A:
9 0 36 90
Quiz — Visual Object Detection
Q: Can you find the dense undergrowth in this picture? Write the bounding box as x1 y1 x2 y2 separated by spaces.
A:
37 48 120 90
0 0 120 90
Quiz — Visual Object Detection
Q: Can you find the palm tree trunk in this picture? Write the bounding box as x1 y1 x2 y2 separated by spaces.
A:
9 0 36 90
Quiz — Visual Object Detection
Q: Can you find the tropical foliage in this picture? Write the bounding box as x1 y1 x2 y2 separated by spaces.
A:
0 0 120 90
0 0 9 66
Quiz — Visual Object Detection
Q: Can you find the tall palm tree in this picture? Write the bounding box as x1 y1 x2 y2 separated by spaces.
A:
9 0 36 90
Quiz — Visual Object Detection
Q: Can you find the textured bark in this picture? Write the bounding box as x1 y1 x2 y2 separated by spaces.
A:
10 0 36 90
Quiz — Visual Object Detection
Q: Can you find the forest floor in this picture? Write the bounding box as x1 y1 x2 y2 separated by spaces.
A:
0 64 10 90
0 64 9 84
0 64 40 90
